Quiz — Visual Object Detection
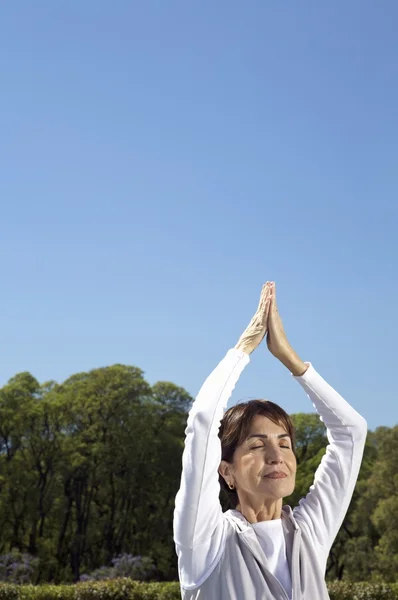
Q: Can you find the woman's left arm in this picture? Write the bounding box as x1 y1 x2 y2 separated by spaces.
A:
267 284 367 562
291 365 367 561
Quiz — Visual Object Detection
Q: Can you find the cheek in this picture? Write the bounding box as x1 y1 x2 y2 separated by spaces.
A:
289 456 297 475
234 454 261 481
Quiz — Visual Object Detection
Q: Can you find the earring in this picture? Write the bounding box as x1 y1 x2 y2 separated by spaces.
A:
228 482 235 490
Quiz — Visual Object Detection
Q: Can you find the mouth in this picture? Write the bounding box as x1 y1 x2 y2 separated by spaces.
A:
263 473 288 479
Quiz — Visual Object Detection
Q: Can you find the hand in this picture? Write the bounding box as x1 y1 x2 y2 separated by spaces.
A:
235 282 272 355
267 283 308 376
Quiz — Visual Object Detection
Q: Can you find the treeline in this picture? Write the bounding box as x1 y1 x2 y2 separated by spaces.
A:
0 365 397 584
228 412 398 583
0 365 191 583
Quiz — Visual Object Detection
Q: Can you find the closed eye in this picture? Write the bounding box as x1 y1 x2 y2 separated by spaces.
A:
251 445 291 450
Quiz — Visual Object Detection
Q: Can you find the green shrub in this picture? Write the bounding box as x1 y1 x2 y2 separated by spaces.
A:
1 579 397 600
328 581 398 600
0 580 182 600
79 555 156 583
0 583 19 600
75 579 140 600
18 584 75 600
0 553 39 585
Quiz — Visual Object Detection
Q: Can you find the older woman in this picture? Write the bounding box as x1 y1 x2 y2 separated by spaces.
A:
173 281 367 600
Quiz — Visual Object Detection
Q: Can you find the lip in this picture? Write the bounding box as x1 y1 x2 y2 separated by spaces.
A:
263 472 287 479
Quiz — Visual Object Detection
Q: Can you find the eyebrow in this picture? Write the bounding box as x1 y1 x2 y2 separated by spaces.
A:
246 433 291 440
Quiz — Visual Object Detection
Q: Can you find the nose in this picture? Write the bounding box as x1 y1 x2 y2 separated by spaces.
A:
265 446 284 464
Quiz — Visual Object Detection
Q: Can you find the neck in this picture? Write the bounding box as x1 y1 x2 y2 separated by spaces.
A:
236 497 283 524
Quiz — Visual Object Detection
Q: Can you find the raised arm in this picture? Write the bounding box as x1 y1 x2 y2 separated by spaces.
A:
292 365 367 569
266 283 367 568
173 283 272 588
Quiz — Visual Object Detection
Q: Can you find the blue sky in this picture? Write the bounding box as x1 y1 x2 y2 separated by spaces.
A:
1 1 397 430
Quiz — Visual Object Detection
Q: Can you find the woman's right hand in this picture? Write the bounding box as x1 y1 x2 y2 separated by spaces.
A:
267 282 308 376
234 282 272 355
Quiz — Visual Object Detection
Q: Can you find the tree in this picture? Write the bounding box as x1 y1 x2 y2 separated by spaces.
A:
344 426 398 582
1 364 396 584
0 364 192 583
284 412 327 508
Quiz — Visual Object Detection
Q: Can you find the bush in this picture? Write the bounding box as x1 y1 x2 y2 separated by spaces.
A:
75 579 143 600
328 581 398 600
80 555 156 583
0 583 19 600
0 580 181 600
0 580 397 599
18 584 75 599
0 553 39 585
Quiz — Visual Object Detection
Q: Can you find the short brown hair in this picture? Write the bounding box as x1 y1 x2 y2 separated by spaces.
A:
218 400 296 509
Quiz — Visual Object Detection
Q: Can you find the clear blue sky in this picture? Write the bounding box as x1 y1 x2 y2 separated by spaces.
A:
1 1 397 430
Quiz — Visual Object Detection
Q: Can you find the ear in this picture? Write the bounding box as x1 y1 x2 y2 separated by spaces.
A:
218 460 233 482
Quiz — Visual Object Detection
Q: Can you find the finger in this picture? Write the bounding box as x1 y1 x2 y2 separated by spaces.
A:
253 286 266 319
260 282 272 310
252 298 271 330
256 282 270 313
268 294 278 324
254 297 270 327
259 285 270 314
260 294 272 325
248 285 271 332
270 283 278 311
263 297 271 325
267 293 274 317
269 290 283 331
254 288 264 314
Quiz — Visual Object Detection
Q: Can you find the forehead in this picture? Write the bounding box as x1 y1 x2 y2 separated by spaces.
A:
248 414 289 437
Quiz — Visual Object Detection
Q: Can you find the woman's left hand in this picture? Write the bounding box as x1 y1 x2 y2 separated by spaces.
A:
234 282 272 355
267 283 308 376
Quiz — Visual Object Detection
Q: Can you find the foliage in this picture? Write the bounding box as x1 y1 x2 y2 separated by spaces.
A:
80 555 156 582
284 412 327 507
328 426 398 582
0 360 397 585
0 553 39 585
328 581 398 600
0 368 188 583
0 580 181 600
0 581 398 600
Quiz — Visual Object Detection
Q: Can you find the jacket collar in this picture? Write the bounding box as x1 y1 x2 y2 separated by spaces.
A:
224 506 301 598
225 504 300 533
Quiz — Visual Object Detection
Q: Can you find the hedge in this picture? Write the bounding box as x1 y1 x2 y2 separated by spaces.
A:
0 580 398 600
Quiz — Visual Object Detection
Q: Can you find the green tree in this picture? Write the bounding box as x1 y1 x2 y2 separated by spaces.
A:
0 372 43 552
0 365 192 583
284 412 327 508
325 431 378 580
345 426 398 582
1 363 396 585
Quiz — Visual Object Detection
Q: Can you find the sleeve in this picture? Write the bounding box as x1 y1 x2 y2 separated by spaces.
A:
173 348 250 589
292 364 368 568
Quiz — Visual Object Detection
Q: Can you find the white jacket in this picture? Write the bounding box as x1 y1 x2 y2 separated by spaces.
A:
173 349 367 599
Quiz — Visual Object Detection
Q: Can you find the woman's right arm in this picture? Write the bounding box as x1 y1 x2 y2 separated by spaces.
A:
173 349 250 587
173 282 271 588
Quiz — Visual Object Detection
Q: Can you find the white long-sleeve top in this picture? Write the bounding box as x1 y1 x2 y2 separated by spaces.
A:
252 518 292 596
173 349 367 593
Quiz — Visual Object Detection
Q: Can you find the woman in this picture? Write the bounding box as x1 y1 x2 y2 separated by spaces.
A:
173 282 367 600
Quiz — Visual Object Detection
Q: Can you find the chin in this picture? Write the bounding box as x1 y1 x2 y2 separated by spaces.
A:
261 478 295 497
